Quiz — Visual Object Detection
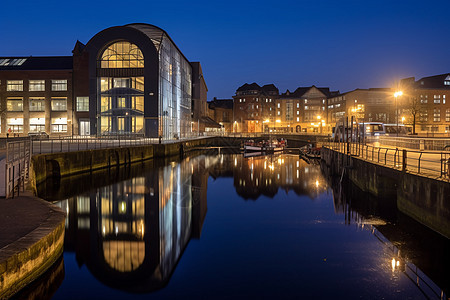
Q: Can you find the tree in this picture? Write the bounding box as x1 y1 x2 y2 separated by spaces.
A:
404 95 420 135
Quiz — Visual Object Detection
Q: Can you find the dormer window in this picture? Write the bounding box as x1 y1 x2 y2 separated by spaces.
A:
445 75 450 85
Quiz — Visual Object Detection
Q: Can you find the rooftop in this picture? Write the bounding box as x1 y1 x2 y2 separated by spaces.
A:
0 56 73 71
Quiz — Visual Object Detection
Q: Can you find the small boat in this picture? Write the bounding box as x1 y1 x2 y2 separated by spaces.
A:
243 139 286 153
300 144 321 159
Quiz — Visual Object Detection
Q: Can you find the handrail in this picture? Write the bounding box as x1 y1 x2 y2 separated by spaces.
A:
323 140 450 180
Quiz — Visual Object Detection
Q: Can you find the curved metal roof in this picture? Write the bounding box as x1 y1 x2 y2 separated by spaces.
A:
124 23 190 63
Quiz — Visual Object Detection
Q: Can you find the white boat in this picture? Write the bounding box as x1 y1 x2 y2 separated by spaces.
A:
243 139 286 153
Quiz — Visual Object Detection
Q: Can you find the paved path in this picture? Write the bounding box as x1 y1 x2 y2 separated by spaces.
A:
0 192 58 249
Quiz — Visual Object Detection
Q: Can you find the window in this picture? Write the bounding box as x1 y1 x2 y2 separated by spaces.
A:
76 97 89 111
297 110 299 115
277 111 280 115
419 110 428 122
297 103 299 108
296 117 299 122
29 118 45 132
117 97 126 108
420 95 428 104
0 58 26 66
29 98 45 111
51 98 67 111
277 103 280 108
286 103 293 121
443 95 446 104
51 80 67 91
434 95 441 104
304 99 307 103
445 75 450 85
99 41 144 68
7 98 23 111
434 109 441 122
7 80 23 91
7 118 24 133
51 118 67 132
305 106 309 110
29 80 45 91
446 109 450 122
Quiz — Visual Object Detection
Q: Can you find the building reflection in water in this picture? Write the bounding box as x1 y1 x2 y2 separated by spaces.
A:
210 153 327 200
54 155 217 292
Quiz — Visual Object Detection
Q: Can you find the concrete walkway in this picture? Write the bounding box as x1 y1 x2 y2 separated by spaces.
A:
0 192 66 298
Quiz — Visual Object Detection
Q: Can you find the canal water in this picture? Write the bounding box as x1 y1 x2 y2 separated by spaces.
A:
28 153 448 299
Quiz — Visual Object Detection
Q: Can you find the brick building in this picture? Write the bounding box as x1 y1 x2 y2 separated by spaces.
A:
400 73 450 134
276 86 336 133
0 57 74 136
232 83 278 133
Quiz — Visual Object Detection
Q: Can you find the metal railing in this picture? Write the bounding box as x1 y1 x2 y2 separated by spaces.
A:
325 141 450 180
368 136 450 151
1 140 30 198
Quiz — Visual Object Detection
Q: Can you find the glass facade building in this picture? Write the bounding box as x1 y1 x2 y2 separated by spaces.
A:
85 23 192 138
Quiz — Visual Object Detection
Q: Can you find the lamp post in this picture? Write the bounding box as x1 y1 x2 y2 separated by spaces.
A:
394 91 403 137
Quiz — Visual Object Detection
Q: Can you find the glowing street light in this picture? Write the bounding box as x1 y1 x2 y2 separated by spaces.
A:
394 91 403 137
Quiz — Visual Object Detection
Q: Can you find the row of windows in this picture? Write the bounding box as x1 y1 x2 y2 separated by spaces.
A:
0 118 68 133
2 97 89 112
3 80 68 92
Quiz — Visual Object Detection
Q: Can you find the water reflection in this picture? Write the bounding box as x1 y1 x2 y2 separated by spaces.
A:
53 155 214 292
326 170 450 298
38 153 449 298
211 154 326 200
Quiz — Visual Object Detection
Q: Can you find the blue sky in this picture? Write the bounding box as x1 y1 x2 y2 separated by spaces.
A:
1 0 449 98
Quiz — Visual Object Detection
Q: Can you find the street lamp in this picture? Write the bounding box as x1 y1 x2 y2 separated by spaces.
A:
394 91 403 137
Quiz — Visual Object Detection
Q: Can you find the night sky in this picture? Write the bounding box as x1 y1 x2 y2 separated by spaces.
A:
1 0 449 98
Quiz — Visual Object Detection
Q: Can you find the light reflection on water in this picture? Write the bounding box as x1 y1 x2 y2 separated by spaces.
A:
36 153 448 299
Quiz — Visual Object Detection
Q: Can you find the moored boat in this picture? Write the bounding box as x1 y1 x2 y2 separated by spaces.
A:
243 139 286 153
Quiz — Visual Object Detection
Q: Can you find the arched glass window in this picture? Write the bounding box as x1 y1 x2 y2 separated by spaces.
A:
99 41 144 68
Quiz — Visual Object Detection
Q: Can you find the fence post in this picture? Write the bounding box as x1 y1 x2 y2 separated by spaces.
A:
402 149 407 172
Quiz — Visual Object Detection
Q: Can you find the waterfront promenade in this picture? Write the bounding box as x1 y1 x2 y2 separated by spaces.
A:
0 192 65 298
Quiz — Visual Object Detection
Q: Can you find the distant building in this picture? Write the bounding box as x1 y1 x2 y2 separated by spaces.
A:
327 88 396 127
277 86 336 133
400 73 450 133
0 23 206 139
232 83 278 133
208 98 233 132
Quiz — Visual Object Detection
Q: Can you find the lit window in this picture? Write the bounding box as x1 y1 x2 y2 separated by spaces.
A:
7 80 23 91
51 98 67 111
51 118 67 132
297 110 299 115
297 117 299 122
446 109 450 122
277 103 280 108
29 98 45 111
76 97 89 111
99 41 144 68
7 98 23 111
29 80 45 91
305 106 309 110
29 118 45 132
7 118 24 133
52 80 67 91
304 99 307 103
433 109 441 122
434 95 441 104
297 103 299 108
277 111 280 115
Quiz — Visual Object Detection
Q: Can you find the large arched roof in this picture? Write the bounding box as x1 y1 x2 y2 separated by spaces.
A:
124 23 190 63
